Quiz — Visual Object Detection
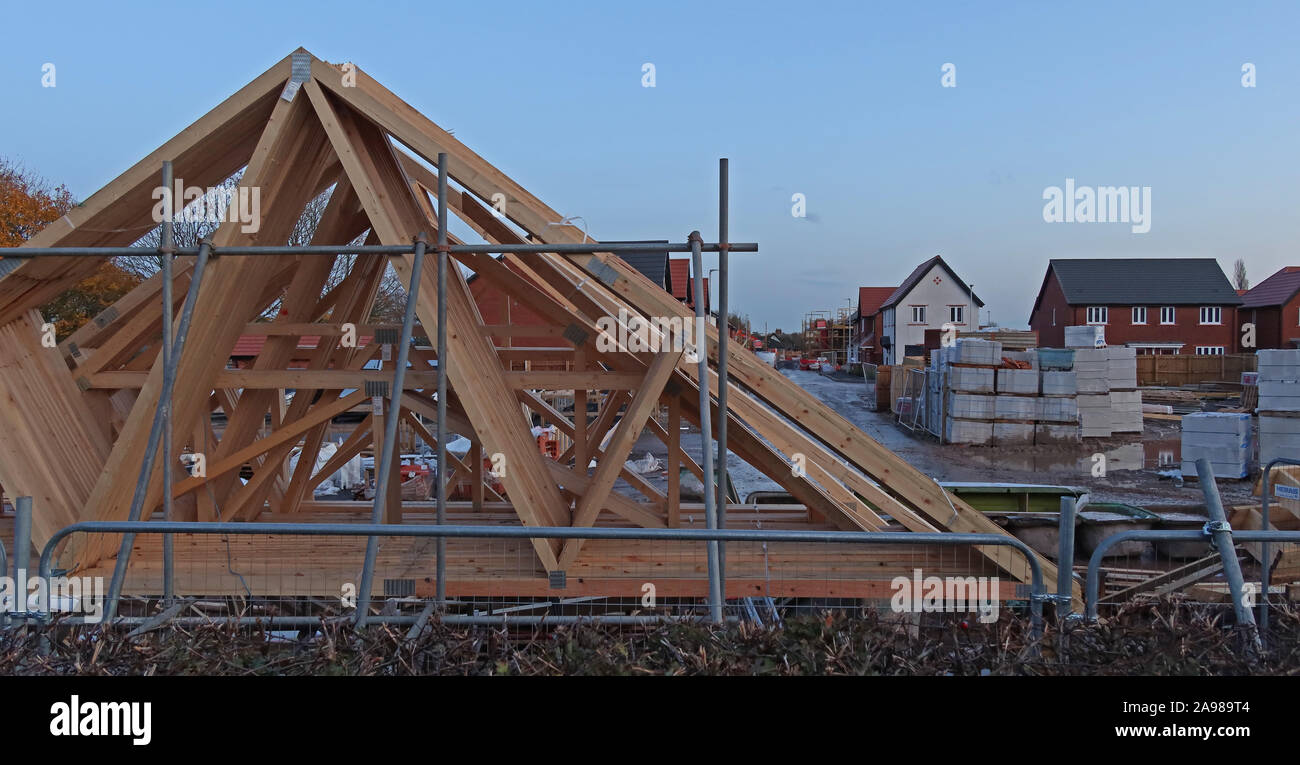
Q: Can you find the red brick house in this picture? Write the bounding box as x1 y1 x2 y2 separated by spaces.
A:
1239 267 1300 349
851 286 896 364
1028 258 1242 355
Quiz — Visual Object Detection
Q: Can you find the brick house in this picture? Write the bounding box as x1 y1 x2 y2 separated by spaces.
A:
1028 258 1242 355
1239 267 1300 350
850 286 895 364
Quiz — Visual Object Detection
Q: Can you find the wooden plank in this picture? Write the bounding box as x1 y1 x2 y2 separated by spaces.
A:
66 90 334 568
305 80 570 570
1 52 296 324
560 350 682 566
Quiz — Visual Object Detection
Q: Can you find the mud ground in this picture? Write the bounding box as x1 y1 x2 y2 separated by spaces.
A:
624 368 1257 511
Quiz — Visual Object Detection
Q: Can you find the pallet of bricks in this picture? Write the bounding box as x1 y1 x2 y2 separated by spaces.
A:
1258 349 1300 468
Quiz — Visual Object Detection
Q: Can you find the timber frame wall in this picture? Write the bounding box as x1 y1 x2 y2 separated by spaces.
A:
0 49 1076 603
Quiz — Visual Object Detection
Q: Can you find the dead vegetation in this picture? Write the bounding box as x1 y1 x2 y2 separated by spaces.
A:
2 601 1296 676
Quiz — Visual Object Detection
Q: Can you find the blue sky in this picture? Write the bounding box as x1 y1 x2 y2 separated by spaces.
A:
3 1 1299 331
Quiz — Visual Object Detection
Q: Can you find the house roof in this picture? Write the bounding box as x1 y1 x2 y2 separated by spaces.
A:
880 255 983 310
857 286 896 319
1241 267 1300 309
607 241 669 289
1044 258 1242 307
668 258 690 300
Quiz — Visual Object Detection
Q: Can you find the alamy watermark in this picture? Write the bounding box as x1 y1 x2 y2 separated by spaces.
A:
151 178 261 234
890 568 999 623
1 569 105 623
1042 178 1151 234
596 308 700 362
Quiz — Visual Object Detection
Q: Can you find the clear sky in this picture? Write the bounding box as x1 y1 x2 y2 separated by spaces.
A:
3 1 1299 331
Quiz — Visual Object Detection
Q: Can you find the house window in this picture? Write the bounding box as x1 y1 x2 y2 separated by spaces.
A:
1131 307 1147 325
1195 346 1225 356
1086 306 1108 325
949 305 964 324
1160 306 1176 325
910 306 926 324
1199 306 1222 325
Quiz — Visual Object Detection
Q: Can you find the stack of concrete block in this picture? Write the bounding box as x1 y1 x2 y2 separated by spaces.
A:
1257 349 1300 465
1260 415 1300 467
1073 349 1110 394
1107 346 1138 389
1109 390 1143 433
1077 394 1112 438
994 421 1036 444
1035 367 1079 444
947 392 995 420
1040 370 1077 396
1065 324 1106 348
1035 396 1078 422
1258 350 1300 411
1107 346 1141 433
952 338 1002 365
948 366 994 393
944 417 993 445
994 390 1036 444
1181 412 1252 479
995 395 1036 421
938 339 1001 444
996 368 1038 394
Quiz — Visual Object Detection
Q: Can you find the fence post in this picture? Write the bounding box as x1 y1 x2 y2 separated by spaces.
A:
1195 458 1261 652
1057 496 1076 619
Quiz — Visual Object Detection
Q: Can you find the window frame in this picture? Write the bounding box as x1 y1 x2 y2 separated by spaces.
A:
1086 306 1108 325
1131 306 1147 325
909 305 926 324
1160 306 1176 325
1199 306 1222 325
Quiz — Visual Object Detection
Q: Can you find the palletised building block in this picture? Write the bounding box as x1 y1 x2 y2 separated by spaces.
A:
1258 350 1300 381
994 422 1035 445
946 392 995 420
996 368 1038 394
1260 415 1300 467
949 366 994 393
1181 411 1251 436
1259 380 1300 412
1181 412 1251 479
1078 393 1112 437
1040 370 1077 396
944 416 993 445
952 338 1002 365
1035 423 1079 444
1035 396 1078 422
995 395 1037 421
1107 346 1138 390
1065 325 1105 348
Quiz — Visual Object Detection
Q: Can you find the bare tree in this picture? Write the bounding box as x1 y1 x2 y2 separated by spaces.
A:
1233 258 1250 291
126 174 343 319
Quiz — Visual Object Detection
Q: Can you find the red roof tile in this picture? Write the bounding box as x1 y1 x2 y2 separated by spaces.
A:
1242 267 1300 308
857 287 896 318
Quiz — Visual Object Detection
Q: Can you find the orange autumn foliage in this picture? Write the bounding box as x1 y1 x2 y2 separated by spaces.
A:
0 158 143 339
0 158 75 247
